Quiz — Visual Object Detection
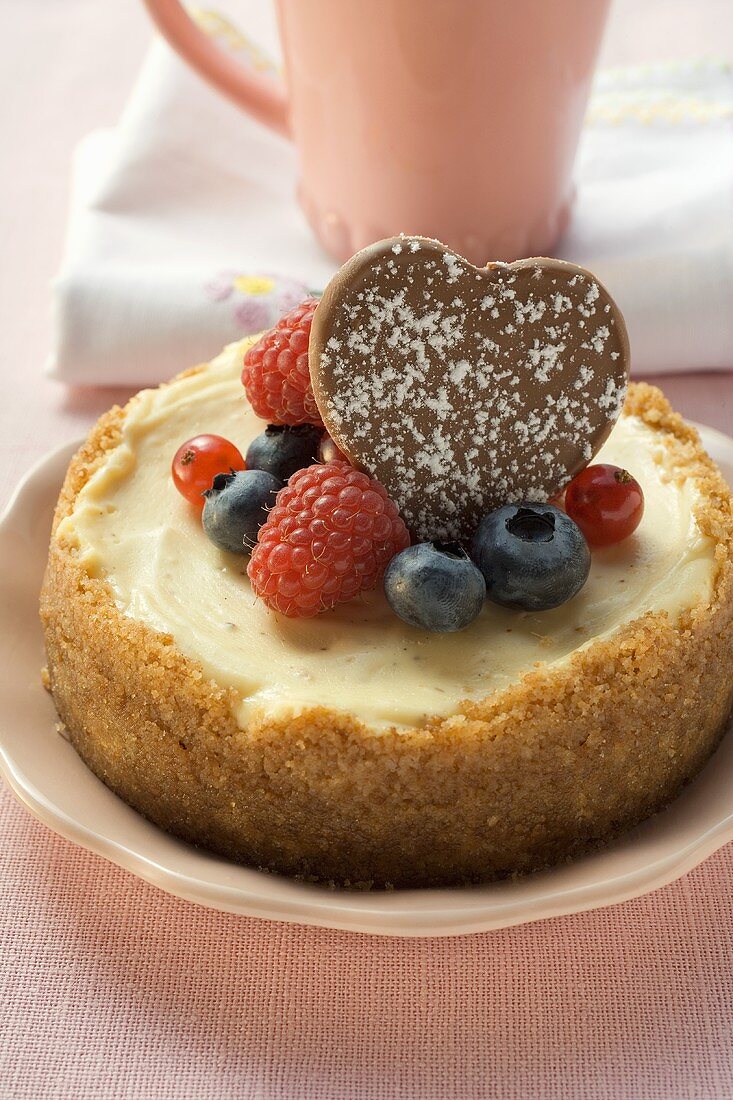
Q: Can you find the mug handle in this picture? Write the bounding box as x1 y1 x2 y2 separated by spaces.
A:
141 0 291 137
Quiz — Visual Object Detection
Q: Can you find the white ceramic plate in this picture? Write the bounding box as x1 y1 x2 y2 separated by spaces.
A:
1 428 733 937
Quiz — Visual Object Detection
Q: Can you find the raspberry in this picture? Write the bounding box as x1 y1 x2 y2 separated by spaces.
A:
242 298 323 426
248 463 410 617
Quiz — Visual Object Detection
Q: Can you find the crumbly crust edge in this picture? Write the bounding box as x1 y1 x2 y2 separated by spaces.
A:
40 362 733 886
47 373 733 739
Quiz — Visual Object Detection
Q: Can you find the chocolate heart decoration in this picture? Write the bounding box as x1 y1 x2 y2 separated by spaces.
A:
310 237 630 540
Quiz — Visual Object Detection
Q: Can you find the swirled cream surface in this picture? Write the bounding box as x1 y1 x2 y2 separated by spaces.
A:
58 340 716 729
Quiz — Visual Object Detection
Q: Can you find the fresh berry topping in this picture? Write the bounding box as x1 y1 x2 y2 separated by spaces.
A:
245 424 322 484
564 463 644 547
248 463 410 617
172 434 245 509
202 469 281 554
242 298 323 426
471 502 590 612
384 542 486 632
318 432 350 465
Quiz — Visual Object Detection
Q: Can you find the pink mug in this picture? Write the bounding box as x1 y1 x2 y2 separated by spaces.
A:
142 0 611 265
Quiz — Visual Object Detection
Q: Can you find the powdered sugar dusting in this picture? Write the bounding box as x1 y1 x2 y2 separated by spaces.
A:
315 240 628 540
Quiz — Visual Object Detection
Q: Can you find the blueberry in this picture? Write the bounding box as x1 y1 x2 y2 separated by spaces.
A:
384 542 486 632
245 424 322 483
470 502 590 612
202 469 281 554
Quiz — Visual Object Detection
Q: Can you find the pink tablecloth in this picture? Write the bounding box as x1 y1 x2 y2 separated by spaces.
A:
1 2 732 1097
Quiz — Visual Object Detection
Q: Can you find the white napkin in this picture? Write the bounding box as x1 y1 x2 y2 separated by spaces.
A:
48 16 733 385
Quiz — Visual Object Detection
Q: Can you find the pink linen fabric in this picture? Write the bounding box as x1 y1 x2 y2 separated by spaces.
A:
2 2 733 1098
3 783 733 1099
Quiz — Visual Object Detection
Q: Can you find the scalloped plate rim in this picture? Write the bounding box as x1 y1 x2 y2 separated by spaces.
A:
0 428 732 937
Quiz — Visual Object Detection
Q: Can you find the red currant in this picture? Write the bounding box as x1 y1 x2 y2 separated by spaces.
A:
564 464 644 547
172 434 245 508
318 433 350 465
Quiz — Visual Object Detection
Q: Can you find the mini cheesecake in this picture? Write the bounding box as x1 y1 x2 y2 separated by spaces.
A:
40 338 733 887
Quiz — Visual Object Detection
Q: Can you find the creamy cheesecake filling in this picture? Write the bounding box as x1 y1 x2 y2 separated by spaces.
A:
59 340 717 729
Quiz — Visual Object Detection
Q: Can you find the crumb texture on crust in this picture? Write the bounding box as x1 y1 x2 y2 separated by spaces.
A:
40 378 733 887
